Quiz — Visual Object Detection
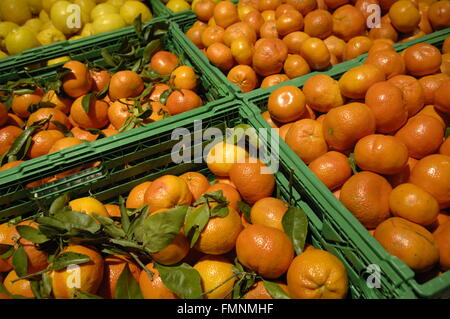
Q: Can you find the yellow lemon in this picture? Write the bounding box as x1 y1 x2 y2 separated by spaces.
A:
92 13 125 34
39 10 51 23
106 0 127 8
27 0 44 14
73 0 96 24
5 27 40 55
90 3 118 21
42 0 59 13
23 18 44 35
0 50 8 59
80 23 94 36
119 1 152 25
47 55 70 66
68 35 84 41
51 0 83 35
206 141 249 177
166 0 191 13
0 0 32 25
37 27 66 45
0 21 19 50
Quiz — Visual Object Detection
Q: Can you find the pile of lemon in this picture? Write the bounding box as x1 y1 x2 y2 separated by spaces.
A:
163 0 218 13
0 0 153 58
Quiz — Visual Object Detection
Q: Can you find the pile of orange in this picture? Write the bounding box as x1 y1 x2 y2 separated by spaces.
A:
263 37 450 278
0 50 203 184
186 0 450 93
0 144 350 299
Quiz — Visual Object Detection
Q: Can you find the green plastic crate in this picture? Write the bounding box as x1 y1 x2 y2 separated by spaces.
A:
240 31 450 299
0 99 363 299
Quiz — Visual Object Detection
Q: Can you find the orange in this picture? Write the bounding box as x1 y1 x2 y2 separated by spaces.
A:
180 172 210 202
262 111 280 128
276 10 304 36
343 36 372 61
283 54 311 79
27 129 65 159
244 280 289 299
194 206 242 255
201 25 225 47
151 233 190 265
3 270 33 298
139 263 178 299
395 114 445 159
374 217 439 272
145 101 169 123
285 119 328 164
365 81 408 133
108 70 144 101
354 134 409 175
338 64 385 99
365 49 405 79
322 102 376 151
256 22 279 41
193 255 236 299
150 51 179 76
48 137 84 154
419 73 450 105
227 65 258 93
99 255 140 299
203 183 241 211
308 151 352 191
303 9 333 39
195 0 216 22
367 39 395 55
70 95 109 129
41 90 73 115
11 89 43 119
62 61 93 99
144 175 193 212
186 24 208 49
236 224 294 279
206 141 249 177
433 220 450 270
170 65 198 91
0 103 8 127
426 0 450 30
212 177 236 188
283 31 310 55
69 197 109 217
0 160 24 172
403 43 442 76
27 108 72 131
409 154 450 209
214 0 239 28
165 89 203 116
355 0 381 20
0 222 13 272
206 42 235 72
268 85 306 123
303 74 345 113
299 37 331 70
104 204 121 218
340 171 392 229
223 22 257 47
440 137 450 156
389 0 421 33
250 197 288 231
107 99 138 130
51 245 104 299
275 3 297 18
434 81 450 114
90 70 111 93
230 37 254 65
70 126 98 142
368 15 399 42
287 248 348 299
0 126 23 155
243 10 265 36
279 123 294 141
389 183 439 226
252 38 288 76
441 53 450 75
259 0 282 11
324 0 350 9
323 35 346 62
229 160 276 205
387 75 425 117
332 4 366 42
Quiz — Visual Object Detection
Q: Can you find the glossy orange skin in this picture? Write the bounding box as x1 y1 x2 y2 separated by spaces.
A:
214 0 239 28
203 182 241 211
62 61 93 99
428 0 450 30
139 263 178 299
109 70 144 101
90 70 111 92
403 43 442 77
227 65 258 93
365 49 405 79
150 51 179 76
338 64 386 99
395 114 445 159
207 42 235 71
283 54 311 79
308 151 352 190
0 126 23 155
433 220 450 270
260 74 290 88
283 31 310 55
434 81 450 114
27 108 72 131
343 36 372 61
332 5 366 42
354 134 409 175
268 85 306 123
236 224 294 279
223 22 257 46
166 89 203 116
304 9 333 39
276 10 304 36
252 38 288 76
70 96 109 129
387 75 425 117
419 73 450 105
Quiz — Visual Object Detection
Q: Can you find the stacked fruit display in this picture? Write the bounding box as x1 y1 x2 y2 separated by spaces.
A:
0 0 153 58
261 37 450 280
185 0 450 93
0 48 203 184
0 142 350 299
